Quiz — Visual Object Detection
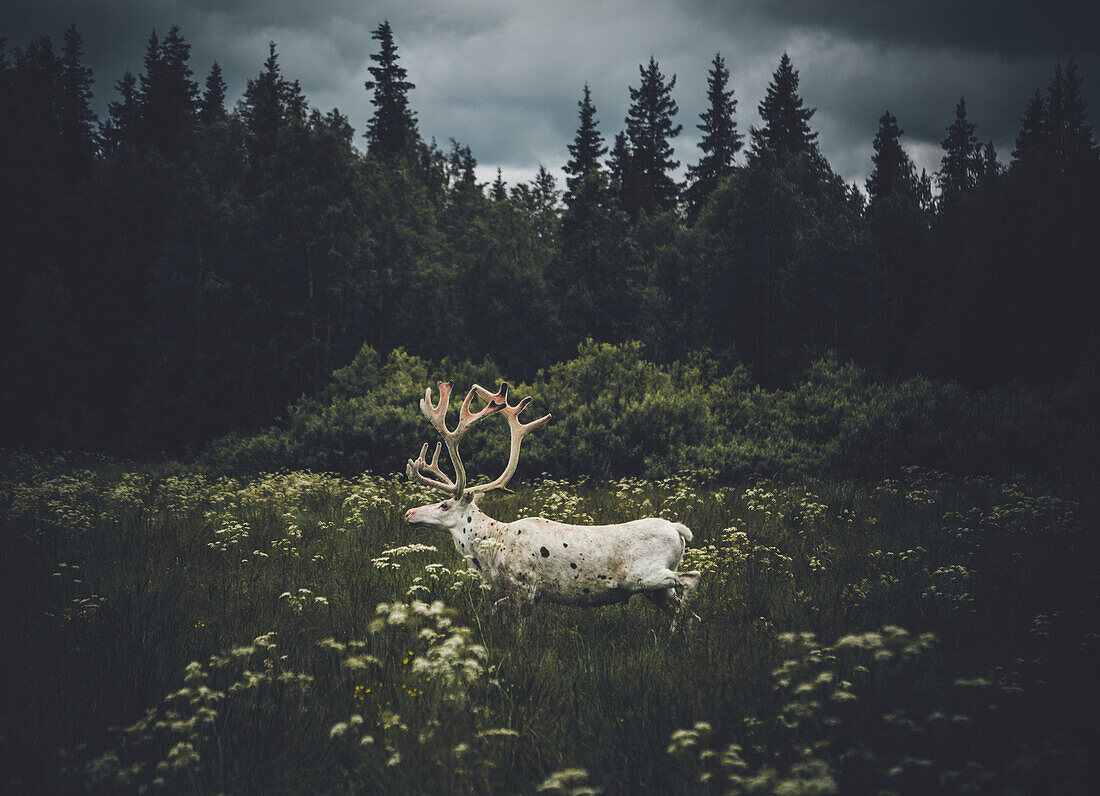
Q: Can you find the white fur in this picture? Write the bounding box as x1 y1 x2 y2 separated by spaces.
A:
405 493 700 625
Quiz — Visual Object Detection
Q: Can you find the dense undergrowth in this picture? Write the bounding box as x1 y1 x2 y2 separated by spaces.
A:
2 452 1096 793
203 341 1100 483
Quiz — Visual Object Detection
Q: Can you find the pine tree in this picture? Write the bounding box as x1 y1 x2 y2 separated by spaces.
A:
363 20 418 157
57 24 97 170
534 164 559 211
864 111 931 374
1046 63 1066 160
563 83 607 205
200 61 227 124
1012 89 1048 169
608 131 631 189
1057 59 1097 167
240 42 305 158
623 56 682 217
445 139 479 198
979 140 1000 183
750 53 817 160
685 53 741 217
102 70 141 153
491 168 507 201
938 98 980 200
867 111 918 204
138 25 199 158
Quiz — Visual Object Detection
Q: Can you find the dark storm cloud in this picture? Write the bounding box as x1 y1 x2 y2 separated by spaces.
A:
684 0 1100 183
733 0 1100 60
4 1 1098 188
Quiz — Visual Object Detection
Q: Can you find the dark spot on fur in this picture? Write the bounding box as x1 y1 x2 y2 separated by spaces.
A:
472 557 480 568
540 546 550 558
563 543 568 547
467 516 471 523
570 562 577 569
583 588 590 594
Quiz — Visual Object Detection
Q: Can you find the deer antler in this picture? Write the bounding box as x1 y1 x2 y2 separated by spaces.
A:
406 380 504 499
465 382 550 496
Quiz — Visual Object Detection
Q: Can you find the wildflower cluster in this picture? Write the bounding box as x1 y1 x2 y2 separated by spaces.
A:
536 766 602 795
666 623 1057 793
279 587 330 615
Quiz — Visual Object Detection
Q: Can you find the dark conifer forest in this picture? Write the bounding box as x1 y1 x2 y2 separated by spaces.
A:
2 22 1098 459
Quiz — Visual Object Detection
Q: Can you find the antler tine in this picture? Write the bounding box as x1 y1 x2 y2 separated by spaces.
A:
420 380 454 438
406 442 458 495
467 383 551 496
411 380 505 499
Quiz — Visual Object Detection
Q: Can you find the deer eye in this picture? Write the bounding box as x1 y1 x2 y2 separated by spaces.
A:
440 502 449 510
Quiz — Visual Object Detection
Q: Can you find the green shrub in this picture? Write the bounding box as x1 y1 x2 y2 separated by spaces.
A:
203 341 1099 482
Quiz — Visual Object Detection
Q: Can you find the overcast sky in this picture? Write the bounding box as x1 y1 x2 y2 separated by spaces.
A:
5 1 1099 190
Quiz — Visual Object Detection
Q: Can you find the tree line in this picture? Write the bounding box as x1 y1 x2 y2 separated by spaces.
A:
1 22 1098 453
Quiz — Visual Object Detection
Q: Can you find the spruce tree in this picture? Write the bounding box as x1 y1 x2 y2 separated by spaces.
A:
867 111 918 204
491 168 507 201
1046 63 1066 159
534 165 560 212
685 52 741 217
563 83 607 205
200 61 227 124
102 70 141 153
623 56 681 217
240 42 303 158
1057 59 1097 167
138 25 198 158
57 24 97 170
750 53 817 161
608 131 631 192
979 140 1000 182
1012 89 1048 169
938 98 980 200
445 139 479 199
363 20 418 157
865 111 930 373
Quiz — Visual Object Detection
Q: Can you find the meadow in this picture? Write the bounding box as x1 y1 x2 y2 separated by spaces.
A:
1 452 1097 794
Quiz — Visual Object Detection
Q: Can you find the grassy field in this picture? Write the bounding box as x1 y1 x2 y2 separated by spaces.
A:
2 452 1097 793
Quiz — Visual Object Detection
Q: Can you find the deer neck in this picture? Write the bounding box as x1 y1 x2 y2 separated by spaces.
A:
448 502 504 562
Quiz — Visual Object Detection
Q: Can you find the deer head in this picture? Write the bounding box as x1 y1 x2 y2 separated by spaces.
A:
404 381 550 531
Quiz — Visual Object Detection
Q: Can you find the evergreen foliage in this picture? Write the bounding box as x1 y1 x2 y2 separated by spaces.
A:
622 56 682 217
685 53 741 218
199 61 227 124
864 112 932 373
1 24 1098 453
363 20 418 158
750 53 817 161
563 83 607 207
238 42 305 159
57 24 97 170
138 25 199 159
937 98 980 200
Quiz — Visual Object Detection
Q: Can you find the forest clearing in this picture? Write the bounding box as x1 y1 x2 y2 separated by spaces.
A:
3 454 1095 793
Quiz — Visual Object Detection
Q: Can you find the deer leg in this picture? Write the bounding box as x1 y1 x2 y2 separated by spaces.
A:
674 571 702 629
644 588 682 622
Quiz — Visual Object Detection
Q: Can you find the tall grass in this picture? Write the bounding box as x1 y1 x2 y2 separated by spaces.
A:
1 453 1096 793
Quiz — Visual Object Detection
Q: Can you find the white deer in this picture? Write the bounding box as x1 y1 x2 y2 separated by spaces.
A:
403 380 701 630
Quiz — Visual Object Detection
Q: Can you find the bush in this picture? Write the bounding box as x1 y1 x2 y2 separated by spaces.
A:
203 341 1099 482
